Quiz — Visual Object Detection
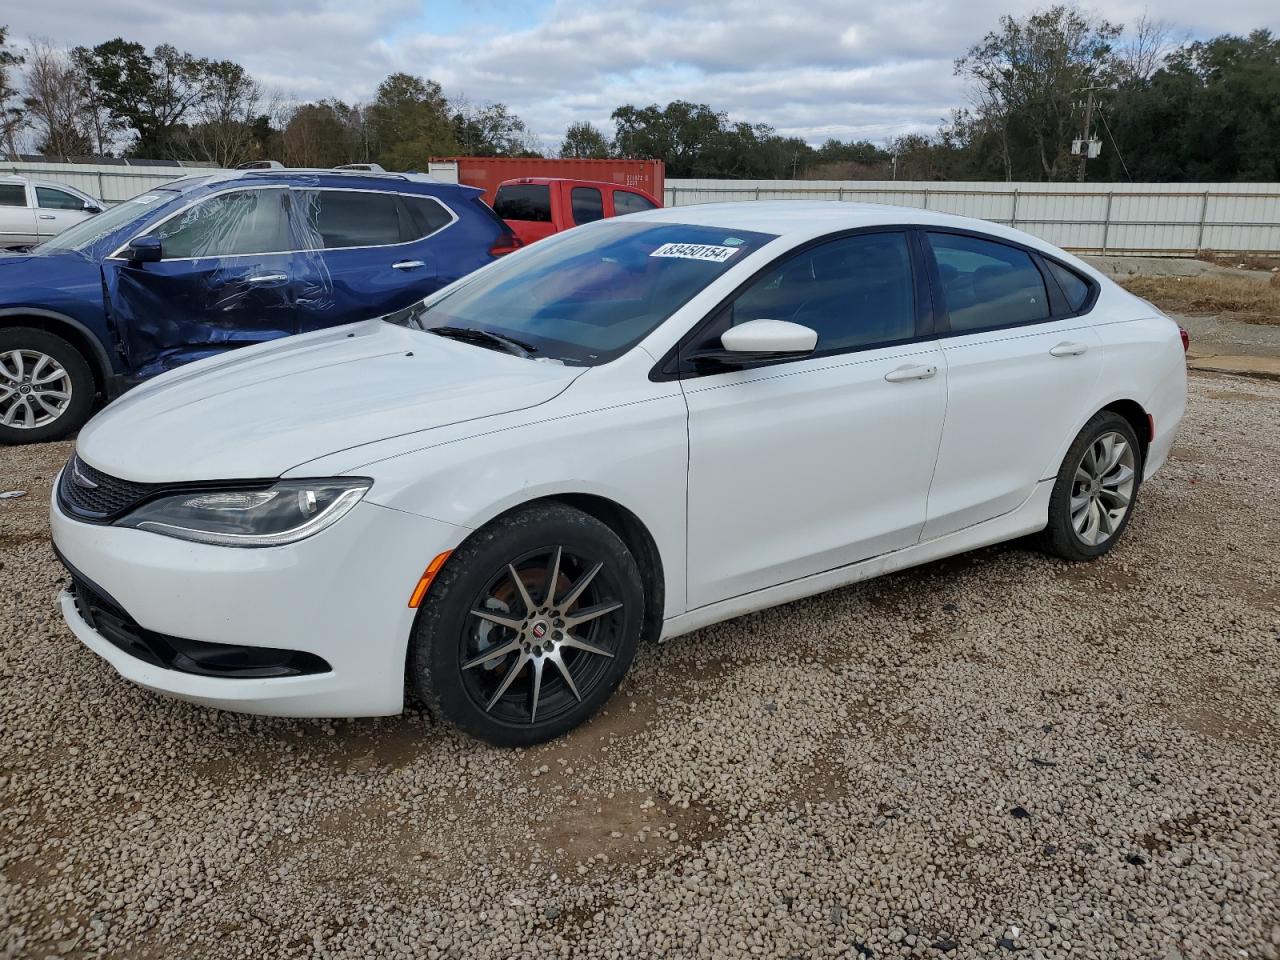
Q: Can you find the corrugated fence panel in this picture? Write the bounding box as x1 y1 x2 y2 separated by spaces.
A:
1 161 215 204
665 179 1280 255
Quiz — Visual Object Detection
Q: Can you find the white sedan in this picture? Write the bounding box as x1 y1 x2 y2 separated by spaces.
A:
50 201 1188 745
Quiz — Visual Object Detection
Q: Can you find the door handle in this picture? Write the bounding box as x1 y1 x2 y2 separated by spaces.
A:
1049 341 1088 357
38 214 56 220
884 364 938 383
245 273 288 285
392 259 425 270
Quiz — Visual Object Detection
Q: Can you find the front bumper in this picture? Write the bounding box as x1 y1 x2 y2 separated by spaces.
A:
51 489 468 717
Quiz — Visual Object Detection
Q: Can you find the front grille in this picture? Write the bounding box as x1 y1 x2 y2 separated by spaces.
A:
58 454 165 522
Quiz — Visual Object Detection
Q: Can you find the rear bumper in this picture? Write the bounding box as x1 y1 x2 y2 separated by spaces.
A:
51 489 468 717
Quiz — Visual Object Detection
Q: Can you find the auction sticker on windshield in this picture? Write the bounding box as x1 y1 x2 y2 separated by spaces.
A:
650 242 742 263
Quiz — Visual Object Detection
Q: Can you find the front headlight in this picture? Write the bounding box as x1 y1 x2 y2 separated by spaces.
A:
117 478 372 547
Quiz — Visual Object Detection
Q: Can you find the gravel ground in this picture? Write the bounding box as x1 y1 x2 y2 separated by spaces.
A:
2 371 1278 960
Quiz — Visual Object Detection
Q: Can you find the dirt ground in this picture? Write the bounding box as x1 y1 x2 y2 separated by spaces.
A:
1 370 1278 960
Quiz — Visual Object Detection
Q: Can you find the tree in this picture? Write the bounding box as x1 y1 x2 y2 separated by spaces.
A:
956 5 1122 180
0 26 25 159
612 101 726 176
171 60 262 167
560 121 610 158
1102 30 1280 181
78 39 212 157
452 100 535 156
281 100 359 167
22 41 94 157
367 73 457 170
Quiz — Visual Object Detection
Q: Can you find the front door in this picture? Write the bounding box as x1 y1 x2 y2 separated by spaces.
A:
103 187 297 378
33 185 94 242
682 231 948 609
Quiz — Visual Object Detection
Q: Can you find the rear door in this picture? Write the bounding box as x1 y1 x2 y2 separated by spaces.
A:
34 185 95 241
103 186 297 378
287 188 451 335
569 185 605 226
920 230 1104 540
0 181 37 247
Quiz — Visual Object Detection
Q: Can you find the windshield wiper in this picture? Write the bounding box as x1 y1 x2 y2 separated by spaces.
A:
426 325 536 358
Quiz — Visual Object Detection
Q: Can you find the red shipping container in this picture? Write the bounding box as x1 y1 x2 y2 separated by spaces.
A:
435 157 665 206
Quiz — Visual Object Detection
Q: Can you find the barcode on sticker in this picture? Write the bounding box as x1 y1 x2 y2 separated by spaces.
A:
650 243 741 263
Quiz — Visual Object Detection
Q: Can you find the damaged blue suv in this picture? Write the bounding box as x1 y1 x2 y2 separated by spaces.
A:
0 169 519 442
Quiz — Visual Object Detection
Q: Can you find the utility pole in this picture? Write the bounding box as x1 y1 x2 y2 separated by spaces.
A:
1077 87 1097 183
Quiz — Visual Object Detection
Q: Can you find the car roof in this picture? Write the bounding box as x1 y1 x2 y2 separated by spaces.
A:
628 199 1059 253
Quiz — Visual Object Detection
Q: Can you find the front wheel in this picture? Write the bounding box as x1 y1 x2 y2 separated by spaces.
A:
0 327 96 444
409 503 644 746
1039 411 1143 561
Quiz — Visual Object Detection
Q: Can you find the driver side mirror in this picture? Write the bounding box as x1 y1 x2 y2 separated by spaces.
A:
84 201 104 215
686 318 818 369
721 319 818 355
124 236 163 264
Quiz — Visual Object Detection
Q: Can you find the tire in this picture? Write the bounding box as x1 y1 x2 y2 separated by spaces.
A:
409 502 645 746
0 327 96 444
1039 411 1144 561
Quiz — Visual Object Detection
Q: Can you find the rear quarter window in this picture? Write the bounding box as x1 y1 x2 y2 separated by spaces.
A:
494 184 552 222
1046 259 1093 312
0 184 26 206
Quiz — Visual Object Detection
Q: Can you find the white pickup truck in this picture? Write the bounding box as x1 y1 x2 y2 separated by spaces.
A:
0 175 105 249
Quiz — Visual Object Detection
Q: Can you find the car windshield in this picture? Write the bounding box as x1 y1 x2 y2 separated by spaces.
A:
35 190 180 253
391 220 776 365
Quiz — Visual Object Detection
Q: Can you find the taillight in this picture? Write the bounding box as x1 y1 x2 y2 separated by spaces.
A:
1179 327 1190 352
490 235 523 257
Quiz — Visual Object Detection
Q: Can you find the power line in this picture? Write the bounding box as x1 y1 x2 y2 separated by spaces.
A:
1097 105 1133 183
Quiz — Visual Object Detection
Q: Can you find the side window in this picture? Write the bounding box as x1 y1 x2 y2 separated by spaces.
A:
493 184 552 222
723 232 916 354
400 195 454 240
143 189 287 259
0 184 26 207
1046 259 1091 312
295 190 404 249
36 187 85 211
613 190 657 215
571 187 604 225
928 233 1049 332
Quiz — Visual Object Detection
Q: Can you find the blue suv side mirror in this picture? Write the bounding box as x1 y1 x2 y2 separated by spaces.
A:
125 237 163 263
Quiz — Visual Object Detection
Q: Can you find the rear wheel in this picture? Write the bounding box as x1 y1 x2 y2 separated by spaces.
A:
1039 411 1143 561
0 327 95 444
409 503 644 746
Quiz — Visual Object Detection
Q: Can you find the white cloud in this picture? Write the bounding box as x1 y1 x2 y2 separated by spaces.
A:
8 0 1279 150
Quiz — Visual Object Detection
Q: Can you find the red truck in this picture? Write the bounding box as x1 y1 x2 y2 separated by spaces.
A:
491 177 663 246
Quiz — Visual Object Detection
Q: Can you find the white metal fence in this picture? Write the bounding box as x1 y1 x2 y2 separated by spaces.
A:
7 163 1277 256
1 160 217 205
665 179 1280 256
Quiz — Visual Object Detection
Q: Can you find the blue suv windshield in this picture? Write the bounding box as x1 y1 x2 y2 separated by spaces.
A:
36 189 183 254
394 220 775 365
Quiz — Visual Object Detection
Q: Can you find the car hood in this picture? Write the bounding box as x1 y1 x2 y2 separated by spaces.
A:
0 248 95 285
77 320 585 483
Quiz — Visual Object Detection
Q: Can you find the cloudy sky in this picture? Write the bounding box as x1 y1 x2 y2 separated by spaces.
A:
8 0 1280 150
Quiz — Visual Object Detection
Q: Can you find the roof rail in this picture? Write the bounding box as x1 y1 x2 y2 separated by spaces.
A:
333 162 386 172
240 167 414 181
235 160 284 170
